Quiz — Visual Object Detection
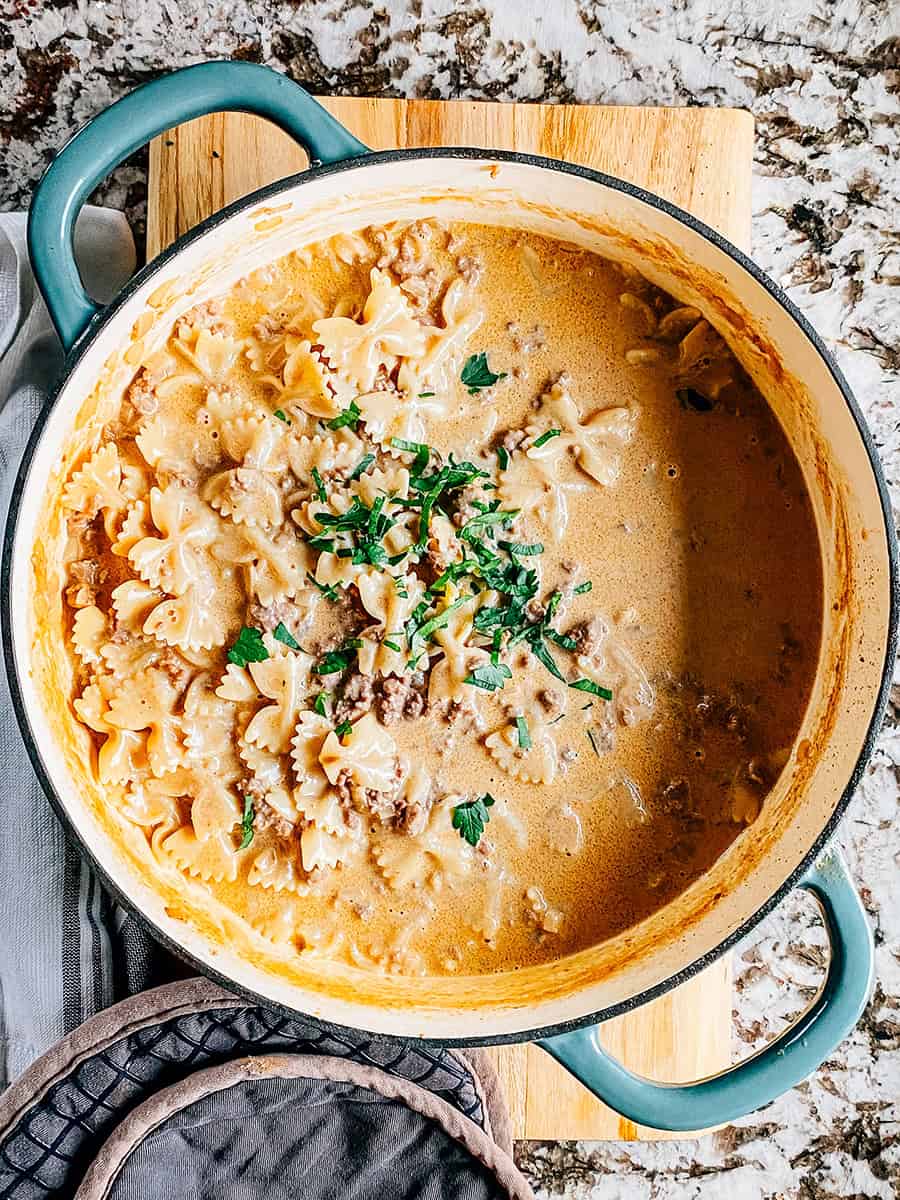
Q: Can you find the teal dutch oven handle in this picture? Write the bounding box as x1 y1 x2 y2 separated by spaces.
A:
28 60 368 352
540 846 873 1131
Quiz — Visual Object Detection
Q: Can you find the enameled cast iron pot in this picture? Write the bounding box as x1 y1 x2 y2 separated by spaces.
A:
5 62 897 1132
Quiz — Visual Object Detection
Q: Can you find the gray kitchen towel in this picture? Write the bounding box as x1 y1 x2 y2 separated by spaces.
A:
0 208 163 1090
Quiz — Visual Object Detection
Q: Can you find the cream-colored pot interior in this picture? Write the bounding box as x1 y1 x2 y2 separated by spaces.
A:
8 156 893 1039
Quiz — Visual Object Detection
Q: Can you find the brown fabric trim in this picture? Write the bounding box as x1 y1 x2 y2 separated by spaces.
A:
74 1053 534 1200
0 979 241 1134
455 1049 514 1156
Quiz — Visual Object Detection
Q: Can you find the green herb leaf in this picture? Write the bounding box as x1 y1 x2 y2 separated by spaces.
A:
459 508 519 538
414 595 468 642
313 691 329 717
390 437 431 475
546 628 578 651
311 466 327 503
306 572 340 602
273 622 301 651
570 678 613 700
515 716 531 750
461 352 506 393
573 580 593 595
452 792 496 846
496 445 510 471
227 627 269 668
499 540 543 556
315 646 358 675
463 661 512 691
239 796 255 849
530 638 566 682
382 638 402 652
349 453 376 481
327 399 361 430
418 391 436 398
307 534 335 553
273 408 290 424
532 428 562 449
334 720 352 738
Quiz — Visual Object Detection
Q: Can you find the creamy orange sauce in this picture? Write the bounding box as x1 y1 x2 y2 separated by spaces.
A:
60 220 822 977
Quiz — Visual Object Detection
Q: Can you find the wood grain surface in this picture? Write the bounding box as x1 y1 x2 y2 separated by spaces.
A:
147 94 752 1140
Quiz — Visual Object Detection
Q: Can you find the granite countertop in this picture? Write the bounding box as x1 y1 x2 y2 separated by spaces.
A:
1 2 898 1196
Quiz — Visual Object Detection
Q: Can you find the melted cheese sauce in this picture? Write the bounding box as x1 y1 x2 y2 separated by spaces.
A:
64 221 823 977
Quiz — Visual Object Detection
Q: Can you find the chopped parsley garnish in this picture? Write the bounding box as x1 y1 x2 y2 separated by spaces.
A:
414 595 468 643
452 792 495 847
461 352 506 394
306 572 340 602
273 408 290 424
496 445 510 471
463 661 512 691
227 626 268 668
499 540 543 556
239 796 255 849
573 580 593 595
273 622 301 651
546 629 578 651
418 391 436 398
311 466 327 503
313 691 329 717
570 678 613 700
532 428 562 449
530 637 566 682
334 720 353 738
515 716 531 750
391 437 430 474
327 399 361 430
382 637 402 652
315 645 358 675
459 508 519 538
349 453 375 481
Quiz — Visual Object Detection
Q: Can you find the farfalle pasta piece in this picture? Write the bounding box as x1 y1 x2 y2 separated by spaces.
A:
72 606 107 665
356 571 424 676
172 326 241 383
244 649 313 755
142 584 221 654
527 379 636 487
575 613 655 728
128 485 217 596
183 673 243 781
300 823 361 872
354 387 446 448
235 526 311 605
373 799 474 890
63 444 126 538
319 712 398 792
73 679 148 784
160 825 239 883
397 278 484 395
110 579 161 632
203 467 283 528
248 847 304 894
104 666 184 778
286 432 360 482
135 416 200 485
498 452 572 537
112 501 152 559
485 721 558 785
313 268 426 393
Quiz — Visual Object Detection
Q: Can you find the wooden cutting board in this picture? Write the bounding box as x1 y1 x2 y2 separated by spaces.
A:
147 95 752 1140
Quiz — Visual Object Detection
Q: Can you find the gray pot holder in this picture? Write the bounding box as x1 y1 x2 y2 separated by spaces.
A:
0 979 532 1200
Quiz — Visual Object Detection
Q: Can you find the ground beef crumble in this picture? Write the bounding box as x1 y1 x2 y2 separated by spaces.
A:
376 674 426 726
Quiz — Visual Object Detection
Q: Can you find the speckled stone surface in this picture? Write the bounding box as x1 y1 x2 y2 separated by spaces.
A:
1 3 898 1196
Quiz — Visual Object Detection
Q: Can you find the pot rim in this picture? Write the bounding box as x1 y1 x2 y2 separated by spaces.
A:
4 146 897 1047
